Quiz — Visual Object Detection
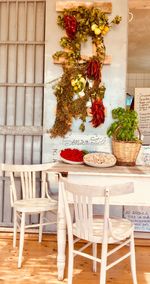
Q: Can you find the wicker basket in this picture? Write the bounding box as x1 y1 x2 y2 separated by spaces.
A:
112 127 142 166
112 139 142 166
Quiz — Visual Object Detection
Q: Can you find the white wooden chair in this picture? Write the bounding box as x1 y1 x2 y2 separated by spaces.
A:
60 175 138 284
2 163 57 268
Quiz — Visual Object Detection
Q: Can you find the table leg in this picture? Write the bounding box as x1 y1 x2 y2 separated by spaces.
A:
57 180 66 280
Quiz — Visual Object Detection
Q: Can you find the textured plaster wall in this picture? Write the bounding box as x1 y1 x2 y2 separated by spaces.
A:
43 0 128 163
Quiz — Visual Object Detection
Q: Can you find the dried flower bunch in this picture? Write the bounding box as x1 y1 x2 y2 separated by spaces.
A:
50 6 121 137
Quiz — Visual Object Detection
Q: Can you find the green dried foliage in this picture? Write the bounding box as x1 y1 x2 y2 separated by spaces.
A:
53 7 121 66
49 6 121 137
49 65 106 137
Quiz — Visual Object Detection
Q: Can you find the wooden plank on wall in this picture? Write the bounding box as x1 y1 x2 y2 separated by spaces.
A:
0 0 46 2
0 126 46 135
53 55 112 65
56 1 112 13
3 180 11 225
32 136 42 163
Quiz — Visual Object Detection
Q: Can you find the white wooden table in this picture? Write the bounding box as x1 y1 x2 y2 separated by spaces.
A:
47 162 150 280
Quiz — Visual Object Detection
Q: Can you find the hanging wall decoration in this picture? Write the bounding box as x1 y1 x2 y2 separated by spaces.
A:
49 2 121 137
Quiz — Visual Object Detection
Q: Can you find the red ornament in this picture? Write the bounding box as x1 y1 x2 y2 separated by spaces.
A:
64 15 77 39
90 99 105 127
87 59 101 81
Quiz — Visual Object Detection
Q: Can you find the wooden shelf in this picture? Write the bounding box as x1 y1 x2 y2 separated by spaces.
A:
56 1 112 13
53 55 112 65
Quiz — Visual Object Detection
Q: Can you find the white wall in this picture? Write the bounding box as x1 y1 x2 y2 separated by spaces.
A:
43 0 128 163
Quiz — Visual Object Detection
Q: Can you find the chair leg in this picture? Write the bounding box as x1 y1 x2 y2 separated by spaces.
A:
18 212 25 268
68 238 74 284
100 242 108 284
130 232 138 284
39 212 44 243
13 209 17 248
92 243 97 272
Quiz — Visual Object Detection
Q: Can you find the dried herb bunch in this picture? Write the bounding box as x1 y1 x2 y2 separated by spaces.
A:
49 6 121 137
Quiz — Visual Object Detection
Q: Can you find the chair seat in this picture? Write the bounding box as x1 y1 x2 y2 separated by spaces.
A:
14 198 57 213
73 217 133 244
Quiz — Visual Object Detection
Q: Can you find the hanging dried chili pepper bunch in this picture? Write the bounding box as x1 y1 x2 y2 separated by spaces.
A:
87 58 101 81
64 15 78 39
50 6 121 137
86 57 105 128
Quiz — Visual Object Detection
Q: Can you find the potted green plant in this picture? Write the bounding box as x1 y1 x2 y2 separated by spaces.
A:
107 107 142 166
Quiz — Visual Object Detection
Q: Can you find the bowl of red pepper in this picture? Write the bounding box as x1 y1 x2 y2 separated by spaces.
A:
60 148 86 164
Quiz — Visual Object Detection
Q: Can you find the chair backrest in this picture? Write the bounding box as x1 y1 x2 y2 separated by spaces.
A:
60 175 134 241
2 163 53 206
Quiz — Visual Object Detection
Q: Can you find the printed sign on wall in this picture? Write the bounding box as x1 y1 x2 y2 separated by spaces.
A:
124 206 150 232
136 145 150 166
135 88 150 145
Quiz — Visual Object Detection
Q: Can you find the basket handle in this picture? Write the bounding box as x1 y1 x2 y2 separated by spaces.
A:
113 125 141 141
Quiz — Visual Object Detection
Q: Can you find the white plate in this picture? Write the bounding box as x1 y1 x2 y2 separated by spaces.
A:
83 152 116 168
60 156 84 165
